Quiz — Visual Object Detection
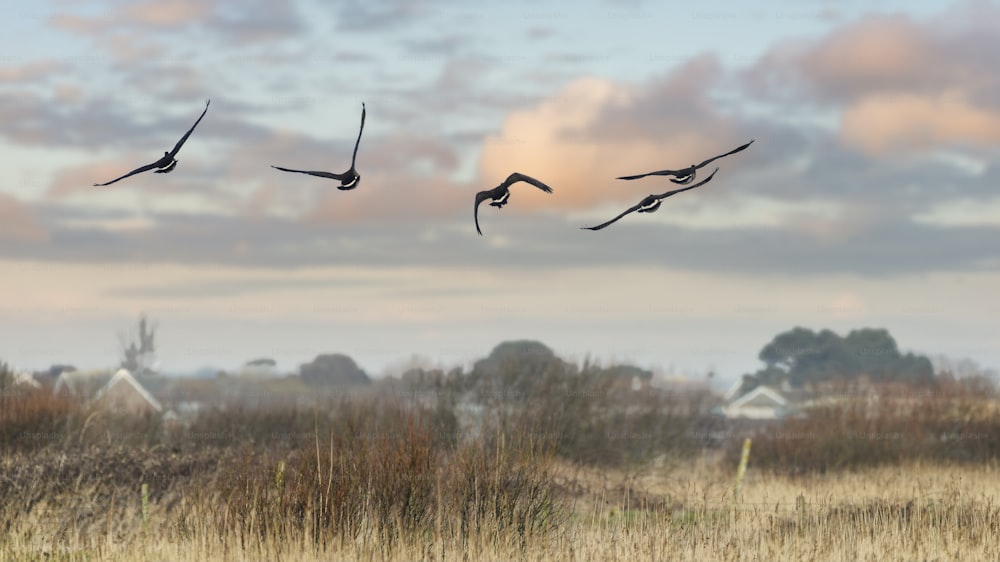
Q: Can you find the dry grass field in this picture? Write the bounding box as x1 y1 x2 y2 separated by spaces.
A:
3 453 999 562
3 363 999 561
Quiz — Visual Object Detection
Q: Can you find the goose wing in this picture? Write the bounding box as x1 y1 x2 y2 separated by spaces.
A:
616 167 690 181
584 168 720 230
350 103 366 169
167 99 211 157
502 172 554 193
693 139 754 169
581 199 647 231
270 165 351 181
473 187 503 236
93 159 166 186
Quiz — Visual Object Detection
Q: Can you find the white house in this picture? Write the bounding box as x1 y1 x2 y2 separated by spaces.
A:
722 385 792 420
12 370 41 389
91 368 163 415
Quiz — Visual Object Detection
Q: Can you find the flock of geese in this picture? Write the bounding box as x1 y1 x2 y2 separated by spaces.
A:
92 100 754 234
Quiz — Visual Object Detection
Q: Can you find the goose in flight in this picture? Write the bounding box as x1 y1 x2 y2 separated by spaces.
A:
474 172 554 235
617 139 753 185
271 103 366 190
582 168 719 231
93 99 211 187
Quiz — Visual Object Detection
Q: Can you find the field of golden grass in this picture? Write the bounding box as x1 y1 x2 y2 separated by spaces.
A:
4 458 998 562
4 364 998 561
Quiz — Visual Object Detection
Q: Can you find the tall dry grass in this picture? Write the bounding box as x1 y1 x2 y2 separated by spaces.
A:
0 395 562 560
4 362 1000 561
727 379 1000 474
3 457 1000 561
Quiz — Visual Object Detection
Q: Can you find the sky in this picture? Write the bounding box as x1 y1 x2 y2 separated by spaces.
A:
1 0 997 386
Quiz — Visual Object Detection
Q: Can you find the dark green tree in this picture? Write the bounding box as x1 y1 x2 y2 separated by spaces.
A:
741 326 935 393
299 353 371 386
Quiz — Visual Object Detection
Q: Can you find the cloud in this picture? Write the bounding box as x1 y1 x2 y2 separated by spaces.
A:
0 61 68 84
841 90 1000 154
744 4 1000 155
797 15 938 101
0 91 216 152
50 0 302 46
124 0 214 27
0 192 989 277
478 56 755 211
51 1 213 34
301 173 466 225
0 194 48 243
4 1 995 279
106 275 394 299
331 0 429 31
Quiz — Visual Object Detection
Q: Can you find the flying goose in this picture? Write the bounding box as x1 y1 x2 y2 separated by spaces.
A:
617 139 753 185
93 99 211 187
474 172 554 235
271 102 366 190
582 167 719 231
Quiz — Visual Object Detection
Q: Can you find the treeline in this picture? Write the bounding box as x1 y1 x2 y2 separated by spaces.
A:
738 327 936 393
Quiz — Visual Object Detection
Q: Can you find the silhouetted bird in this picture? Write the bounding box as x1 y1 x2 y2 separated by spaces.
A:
271 103 366 190
474 172 554 235
93 99 211 186
617 140 753 185
582 168 719 231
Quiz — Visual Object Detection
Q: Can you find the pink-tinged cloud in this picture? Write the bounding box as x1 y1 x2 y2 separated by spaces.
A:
124 0 213 26
254 128 468 224
0 193 48 243
50 13 103 35
744 5 1000 154
477 69 751 212
0 61 67 84
798 15 936 99
478 77 643 211
748 8 1000 103
300 172 466 225
47 161 142 198
841 90 1000 155
52 0 214 33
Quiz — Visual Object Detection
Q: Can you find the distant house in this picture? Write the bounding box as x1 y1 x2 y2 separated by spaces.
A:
12 370 41 389
721 385 792 420
91 369 163 415
53 369 115 399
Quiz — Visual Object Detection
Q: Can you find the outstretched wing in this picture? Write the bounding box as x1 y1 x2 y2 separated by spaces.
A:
581 200 646 231
270 165 351 181
616 167 689 181
503 172 554 193
168 99 211 157
350 103 366 169
584 168 720 231
473 188 499 236
93 160 164 187
694 139 754 169
654 167 719 199
616 140 753 181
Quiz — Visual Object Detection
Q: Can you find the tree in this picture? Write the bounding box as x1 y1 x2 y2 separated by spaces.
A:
469 340 570 405
741 326 935 393
299 353 371 386
119 313 158 375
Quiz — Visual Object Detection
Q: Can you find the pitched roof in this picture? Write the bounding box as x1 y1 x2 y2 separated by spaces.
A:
92 368 163 412
722 378 746 402
729 385 788 409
